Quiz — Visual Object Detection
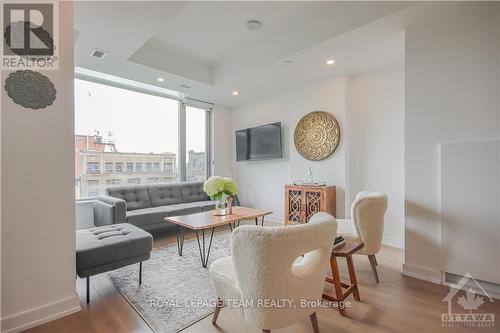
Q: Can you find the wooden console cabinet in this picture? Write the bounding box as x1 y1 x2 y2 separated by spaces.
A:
284 185 336 225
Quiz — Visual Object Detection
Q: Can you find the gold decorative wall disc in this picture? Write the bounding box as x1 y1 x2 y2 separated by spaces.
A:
294 111 340 161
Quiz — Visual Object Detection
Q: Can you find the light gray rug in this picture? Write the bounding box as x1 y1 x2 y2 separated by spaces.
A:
108 230 232 333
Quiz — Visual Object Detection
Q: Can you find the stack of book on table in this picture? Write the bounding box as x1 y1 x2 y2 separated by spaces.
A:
333 236 345 249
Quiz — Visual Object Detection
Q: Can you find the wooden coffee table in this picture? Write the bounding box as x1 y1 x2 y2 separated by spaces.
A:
322 241 364 315
164 206 272 267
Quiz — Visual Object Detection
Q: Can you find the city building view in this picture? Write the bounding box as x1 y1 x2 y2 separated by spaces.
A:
75 134 207 199
186 149 206 182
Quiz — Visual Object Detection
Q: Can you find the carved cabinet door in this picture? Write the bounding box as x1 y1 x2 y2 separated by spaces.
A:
286 188 305 224
285 185 335 225
305 189 323 222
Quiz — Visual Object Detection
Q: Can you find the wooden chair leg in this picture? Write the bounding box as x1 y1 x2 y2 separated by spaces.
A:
310 312 320 333
346 255 360 301
330 256 346 315
368 255 379 283
212 298 223 325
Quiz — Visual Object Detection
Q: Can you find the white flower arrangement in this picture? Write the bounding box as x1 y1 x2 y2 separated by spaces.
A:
203 176 238 201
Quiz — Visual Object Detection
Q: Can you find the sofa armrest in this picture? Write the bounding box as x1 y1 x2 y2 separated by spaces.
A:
93 195 127 227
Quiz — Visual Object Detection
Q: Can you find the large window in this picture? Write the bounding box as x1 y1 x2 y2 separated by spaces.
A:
75 79 211 199
186 106 208 182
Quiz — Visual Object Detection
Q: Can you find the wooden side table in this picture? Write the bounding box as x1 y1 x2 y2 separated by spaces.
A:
322 241 364 315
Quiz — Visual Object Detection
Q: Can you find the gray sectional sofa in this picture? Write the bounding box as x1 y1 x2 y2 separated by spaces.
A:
93 182 215 232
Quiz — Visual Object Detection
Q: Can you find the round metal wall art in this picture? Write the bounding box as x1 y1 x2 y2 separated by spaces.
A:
294 111 341 161
4 70 56 109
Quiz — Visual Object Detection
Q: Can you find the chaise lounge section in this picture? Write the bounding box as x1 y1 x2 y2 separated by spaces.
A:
93 182 215 232
76 223 153 303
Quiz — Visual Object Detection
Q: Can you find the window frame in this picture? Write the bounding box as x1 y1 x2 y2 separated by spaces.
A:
115 162 123 173
87 180 100 197
86 162 100 175
182 100 212 181
74 77 213 201
104 162 113 173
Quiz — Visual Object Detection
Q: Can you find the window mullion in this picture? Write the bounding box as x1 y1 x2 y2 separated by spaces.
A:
205 110 212 179
178 102 187 182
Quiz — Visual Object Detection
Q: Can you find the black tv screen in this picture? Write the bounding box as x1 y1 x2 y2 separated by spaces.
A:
236 122 282 161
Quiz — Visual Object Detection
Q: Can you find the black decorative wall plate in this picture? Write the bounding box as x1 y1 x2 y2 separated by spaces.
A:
5 70 57 109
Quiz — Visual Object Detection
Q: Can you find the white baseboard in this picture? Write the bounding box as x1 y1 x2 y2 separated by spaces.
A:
402 263 443 285
1 294 81 333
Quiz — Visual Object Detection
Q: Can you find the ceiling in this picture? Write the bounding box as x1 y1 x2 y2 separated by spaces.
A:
74 1 413 107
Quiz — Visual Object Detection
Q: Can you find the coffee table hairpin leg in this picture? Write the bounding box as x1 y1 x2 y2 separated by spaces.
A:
196 228 215 268
255 216 265 226
228 221 240 232
176 226 185 256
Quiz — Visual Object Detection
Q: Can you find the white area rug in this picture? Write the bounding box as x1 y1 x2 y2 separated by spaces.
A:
109 230 232 333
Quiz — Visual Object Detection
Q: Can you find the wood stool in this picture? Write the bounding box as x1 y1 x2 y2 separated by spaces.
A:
322 241 364 315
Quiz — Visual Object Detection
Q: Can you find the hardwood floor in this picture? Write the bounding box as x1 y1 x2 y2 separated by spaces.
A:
27 223 500 333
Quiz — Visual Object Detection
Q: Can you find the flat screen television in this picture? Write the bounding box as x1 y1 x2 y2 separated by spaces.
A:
236 122 282 161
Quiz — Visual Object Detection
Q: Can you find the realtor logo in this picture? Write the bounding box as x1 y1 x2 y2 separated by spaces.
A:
442 272 495 328
1 1 58 69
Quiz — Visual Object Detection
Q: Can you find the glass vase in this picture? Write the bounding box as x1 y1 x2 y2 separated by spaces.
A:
214 195 233 216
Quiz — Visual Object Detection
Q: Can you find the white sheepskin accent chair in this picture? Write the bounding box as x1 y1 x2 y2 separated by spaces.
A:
209 213 337 333
341 191 388 282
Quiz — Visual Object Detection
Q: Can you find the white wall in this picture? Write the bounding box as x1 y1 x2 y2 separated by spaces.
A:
1 3 81 332
440 140 500 284
347 64 404 249
232 77 348 221
212 105 233 177
403 2 500 283
230 67 405 248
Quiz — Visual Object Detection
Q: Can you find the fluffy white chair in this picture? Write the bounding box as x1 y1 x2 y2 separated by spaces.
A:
341 191 388 282
209 213 337 333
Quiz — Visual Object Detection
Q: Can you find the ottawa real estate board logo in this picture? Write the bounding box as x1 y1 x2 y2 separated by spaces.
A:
1 1 58 70
442 272 495 328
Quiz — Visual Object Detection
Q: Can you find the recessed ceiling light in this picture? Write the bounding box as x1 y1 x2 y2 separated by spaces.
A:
326 59 335 65
157 77 165 82
246 20 262 31
232 91 239 96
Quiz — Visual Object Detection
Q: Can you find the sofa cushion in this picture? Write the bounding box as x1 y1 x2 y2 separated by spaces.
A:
148 183 183 207
126 203 203 227
181 182 210 203
76 223 152 277
197 200 216 212
126 206 171 227
167 203 203 216
107 185 151 211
